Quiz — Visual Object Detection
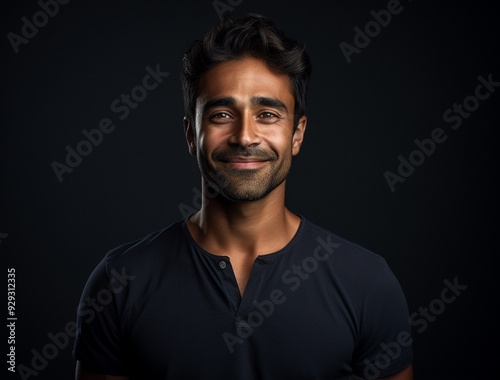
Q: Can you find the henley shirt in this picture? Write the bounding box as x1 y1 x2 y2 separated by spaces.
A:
73 216 412 379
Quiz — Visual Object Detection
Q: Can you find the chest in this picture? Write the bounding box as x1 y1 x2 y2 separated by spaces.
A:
122 253 358 379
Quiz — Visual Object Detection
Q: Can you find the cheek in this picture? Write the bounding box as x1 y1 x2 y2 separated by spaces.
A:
197 129 222 157
264 131 294 154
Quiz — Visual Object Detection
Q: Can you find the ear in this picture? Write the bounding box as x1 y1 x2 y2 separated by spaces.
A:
292 115 307 156
184 117 196 156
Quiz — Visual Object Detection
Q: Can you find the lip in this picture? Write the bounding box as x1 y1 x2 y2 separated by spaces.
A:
221 157 270 169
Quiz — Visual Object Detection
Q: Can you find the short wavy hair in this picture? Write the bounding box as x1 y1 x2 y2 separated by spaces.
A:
181 13 312 128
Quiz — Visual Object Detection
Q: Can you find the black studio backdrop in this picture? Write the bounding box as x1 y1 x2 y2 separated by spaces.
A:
1 1 499 379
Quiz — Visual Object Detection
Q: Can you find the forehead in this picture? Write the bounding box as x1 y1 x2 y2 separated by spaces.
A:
197 57 294 107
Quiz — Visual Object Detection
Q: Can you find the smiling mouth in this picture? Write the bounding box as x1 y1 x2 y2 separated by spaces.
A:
221 157 270 169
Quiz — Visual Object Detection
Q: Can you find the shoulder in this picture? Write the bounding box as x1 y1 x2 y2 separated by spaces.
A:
100 219 187 276
300 217 389 268
298 217 404 299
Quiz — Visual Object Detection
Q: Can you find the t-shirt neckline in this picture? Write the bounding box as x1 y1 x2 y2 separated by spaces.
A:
181 213 306 262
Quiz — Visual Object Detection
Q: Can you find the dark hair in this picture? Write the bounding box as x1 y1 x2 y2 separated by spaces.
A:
181 13 312 128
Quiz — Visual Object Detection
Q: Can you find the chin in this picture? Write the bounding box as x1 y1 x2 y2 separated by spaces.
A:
219 178 286 202
225 193 268 202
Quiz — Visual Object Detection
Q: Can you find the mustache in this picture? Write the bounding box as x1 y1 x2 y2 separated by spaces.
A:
213 148 277 162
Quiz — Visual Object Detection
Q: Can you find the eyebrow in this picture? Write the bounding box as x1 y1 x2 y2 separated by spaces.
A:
202 96 288 114
251 96 288 113
203 97 237 112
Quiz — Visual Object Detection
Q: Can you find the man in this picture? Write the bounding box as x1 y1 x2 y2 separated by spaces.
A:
74 13 413 380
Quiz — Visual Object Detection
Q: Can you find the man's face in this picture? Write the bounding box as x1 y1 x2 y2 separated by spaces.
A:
185 56 306 202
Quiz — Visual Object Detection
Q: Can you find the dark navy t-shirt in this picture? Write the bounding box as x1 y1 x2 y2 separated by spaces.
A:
73 216 412 379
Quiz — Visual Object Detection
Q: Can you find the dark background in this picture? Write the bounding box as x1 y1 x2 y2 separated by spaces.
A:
1 0 498 379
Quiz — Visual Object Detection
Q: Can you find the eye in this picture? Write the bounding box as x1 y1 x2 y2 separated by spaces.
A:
257 112 280 123
213 112 231 118
259 112 277 118
209 112 233 123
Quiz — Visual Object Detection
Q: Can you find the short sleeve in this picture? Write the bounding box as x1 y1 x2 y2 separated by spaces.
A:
351 261 413 379
72 256 129 376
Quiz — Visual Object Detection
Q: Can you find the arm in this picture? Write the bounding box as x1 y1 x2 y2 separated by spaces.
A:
350 259 413 379
74 258 132 380
75 361 129 380
351 364 413 380
381 364 413 380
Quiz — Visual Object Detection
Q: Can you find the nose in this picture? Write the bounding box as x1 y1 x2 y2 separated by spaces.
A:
228 112 261 148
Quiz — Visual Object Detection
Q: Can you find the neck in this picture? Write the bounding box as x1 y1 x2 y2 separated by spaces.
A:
187 180 300 257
